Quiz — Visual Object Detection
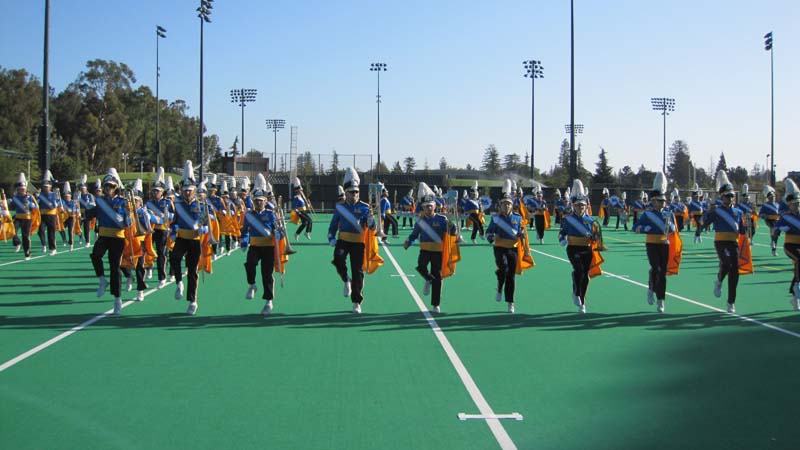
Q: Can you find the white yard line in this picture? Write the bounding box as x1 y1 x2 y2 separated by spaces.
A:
382 244 519 450
0 245 90 267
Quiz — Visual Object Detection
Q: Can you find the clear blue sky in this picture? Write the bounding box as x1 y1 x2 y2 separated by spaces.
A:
1 0 798 179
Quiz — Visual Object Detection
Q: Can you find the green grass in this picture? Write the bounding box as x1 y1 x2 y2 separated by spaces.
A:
1 216 799 449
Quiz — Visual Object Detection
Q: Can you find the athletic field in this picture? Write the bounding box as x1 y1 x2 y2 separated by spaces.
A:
1 216 798 450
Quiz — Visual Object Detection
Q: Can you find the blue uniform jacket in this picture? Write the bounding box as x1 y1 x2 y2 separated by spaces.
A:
328 200 375 243
633 208 676 241
241 208 283 246
703 205 745 240
406 213 453 251
558 213 594 246
9 194 37 215
486 212 524 248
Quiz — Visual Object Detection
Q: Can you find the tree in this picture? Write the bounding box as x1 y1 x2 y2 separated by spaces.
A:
439 157 448 171
391 161 403 174
557 139 570 169
330 150 340 175
714 152 728 179
481 144 501 175
618 165 635 187
503 153 521 172
229 136 239 156
0 67 44 184
204 134 223 173
635 165 656 189
465 163 475 171
373 160 389 174
728 166 749 186
667 139 693 188
593 147 614 184
403 156 416 174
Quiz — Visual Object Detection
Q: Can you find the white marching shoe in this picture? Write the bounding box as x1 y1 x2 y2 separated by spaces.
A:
157 279 167 289
793 282 800 299
726 303 736 314
352 303 362 314
14 244 21 253
146 268 153 280
713 280 722 298
305 232 312 240
496 291 503 302
96 276 108 297
246 284 257 300
771 246 777 257
50 249 57 256
423 280 431 296
572 295 581 307
343 280 352 297
579 304 586 314
432 305 441 313
42 245 47 254
790 298 799 311
647 289 655 305
262 300 273 315
187 301 198 315
657 299 665 313
507 303 515 313
126 276 133 292
135 290 145 302
175 281 184 300
113 297 123 315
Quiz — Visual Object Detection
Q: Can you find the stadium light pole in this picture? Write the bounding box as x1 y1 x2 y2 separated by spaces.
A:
565 124 583 178
569 0 577 181
155 25 166 170
231 89 257 179
39 0 51 172
651 97 675 174
523 60 543 179
764 31 775 186
265 119 286 174
370 62 387 176
196 0 213 182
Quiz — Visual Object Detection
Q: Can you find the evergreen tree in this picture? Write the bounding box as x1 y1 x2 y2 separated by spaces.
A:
439 157 448 171
481 144 501 175
391 161 403 174
592 147 614 184
714 152 728 179
403 156 416 174
503 153 521 172
667 140 693 188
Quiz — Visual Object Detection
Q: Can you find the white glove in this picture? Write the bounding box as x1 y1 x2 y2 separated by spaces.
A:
329 238 337 247
644 225 652 232
559 238 568 247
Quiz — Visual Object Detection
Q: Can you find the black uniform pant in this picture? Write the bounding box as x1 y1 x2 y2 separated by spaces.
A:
152 229 168 281
135 241 147 291
13 218 32 257
692 215 705 235
646 243 669 301
383 214 398 237
416 249 443 306
469 212 485 240
616 214 628 231
714 240 740 304
765 219 781 248
534 214 546 240
38 214 57 250
171 238 201 302
402 214 414 228
224 234 232 252
295 211 313 235
332 240 365 304
783 243 800 295
245 245 275 300
494 246 517 303
675 215 685 232
62 217 75 245
81 215 93 243
567 245 593 304
602 207 610 226
90 236 125 297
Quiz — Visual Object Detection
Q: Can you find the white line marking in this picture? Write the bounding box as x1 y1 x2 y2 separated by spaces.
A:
530 247 800 340
0 245 89 267
390 274 416 277
381 244 518 450
459 413 524 421
0 251 237 373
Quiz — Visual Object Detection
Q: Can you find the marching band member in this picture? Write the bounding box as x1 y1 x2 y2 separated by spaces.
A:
601 188 611 226
630 190 647 227
609 192 628 231
486 179 532 313
459 190 468 230
403 182 457 313
217 179 236 254
669 189 686 232
399 189 415 229
464 181 486 243
553 189 564 225
689 185 707 241
702 171 746 313
633 172 676 313
525 188 548 244
90 168 130 315
36 170 60 255
328 167 375 314
170 161 206 315
773 178 800 309
146 167 173 288
206 175 224 256
290 177 313 240
239 176 254 212
77 175 95 247
380 185 399 242
336 185 345 204
60 182 80 250
737 184 756 240
240 174 282 315
760 186 782 256
8 173 37 260
131 179 154 302
558 179 602 313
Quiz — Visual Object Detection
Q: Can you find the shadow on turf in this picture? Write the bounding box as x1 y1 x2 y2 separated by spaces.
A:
3 308 800 334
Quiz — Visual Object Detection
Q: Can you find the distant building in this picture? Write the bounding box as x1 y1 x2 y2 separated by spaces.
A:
223 154 270 177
